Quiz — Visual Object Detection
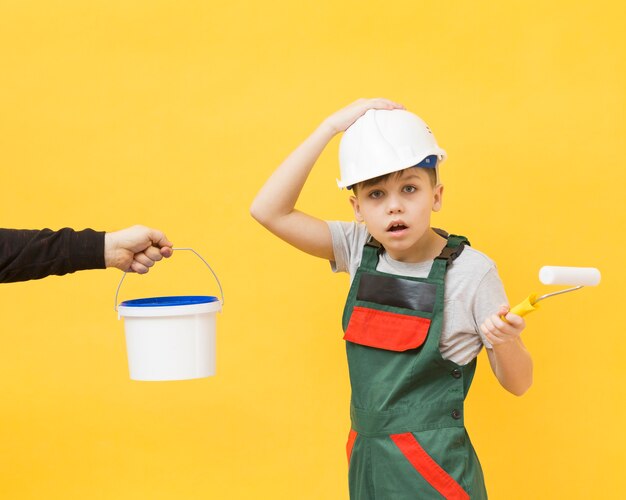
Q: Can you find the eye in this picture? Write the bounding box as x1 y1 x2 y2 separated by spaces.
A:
368 190 384 199
402 185 417 193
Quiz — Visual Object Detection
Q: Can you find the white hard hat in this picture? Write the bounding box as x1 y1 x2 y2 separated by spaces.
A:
337 109 446 189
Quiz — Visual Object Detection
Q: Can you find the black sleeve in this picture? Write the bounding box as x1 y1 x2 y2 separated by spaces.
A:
0 228 106 283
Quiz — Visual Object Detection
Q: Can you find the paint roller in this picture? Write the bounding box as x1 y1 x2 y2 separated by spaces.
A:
509 266 601 318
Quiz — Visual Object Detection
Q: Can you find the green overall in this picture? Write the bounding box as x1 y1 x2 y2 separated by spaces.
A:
342 232 487 500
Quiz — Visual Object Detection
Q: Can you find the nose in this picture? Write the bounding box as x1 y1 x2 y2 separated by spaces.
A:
386 194 404 214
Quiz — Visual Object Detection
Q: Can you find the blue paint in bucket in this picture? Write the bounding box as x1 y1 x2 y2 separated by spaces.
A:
120 296 219 307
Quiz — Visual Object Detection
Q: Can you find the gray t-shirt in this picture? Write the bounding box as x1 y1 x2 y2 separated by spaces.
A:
327 221 507 365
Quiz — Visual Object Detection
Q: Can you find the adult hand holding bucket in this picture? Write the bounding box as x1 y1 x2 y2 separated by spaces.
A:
116 248 224 381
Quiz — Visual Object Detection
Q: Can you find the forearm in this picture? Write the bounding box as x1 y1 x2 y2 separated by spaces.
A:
250 121 336 226
250 99 403 259
489 338 533 396
0 228 105 283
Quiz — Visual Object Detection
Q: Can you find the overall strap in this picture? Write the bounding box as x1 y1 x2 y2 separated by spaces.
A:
428 229 470 282
359 236 382 271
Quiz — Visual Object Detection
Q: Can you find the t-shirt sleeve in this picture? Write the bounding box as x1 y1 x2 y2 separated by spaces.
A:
471 265 508 349
326 221 368 274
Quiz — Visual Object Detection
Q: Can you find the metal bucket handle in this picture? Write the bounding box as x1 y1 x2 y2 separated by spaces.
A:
115 247 224 312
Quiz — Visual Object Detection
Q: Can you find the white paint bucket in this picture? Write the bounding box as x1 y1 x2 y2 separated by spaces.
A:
116 249 223 381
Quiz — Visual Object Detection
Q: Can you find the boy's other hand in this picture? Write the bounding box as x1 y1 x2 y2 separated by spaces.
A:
480 305 526 346
322 98 405 135
104 225 173 274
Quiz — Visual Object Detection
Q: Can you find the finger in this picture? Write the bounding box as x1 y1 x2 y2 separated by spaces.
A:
146 228 173 249
484 329 503 346
133 251 155 269
370 97 401 105
130 260 149 274
481 316 496 335
497 304 510 317
480 322 490 337
367 98 405 110
484 331 497 345
160 246 174 258
483 315 512 339
143 245 164 262
481 321 501 345
491 314 519 336
503 312 525 329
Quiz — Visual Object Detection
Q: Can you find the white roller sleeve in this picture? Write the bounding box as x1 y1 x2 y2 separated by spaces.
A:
539 266 601 286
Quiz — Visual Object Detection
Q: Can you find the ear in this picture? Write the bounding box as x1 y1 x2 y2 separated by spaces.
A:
432 184 444 212
349 195 364 222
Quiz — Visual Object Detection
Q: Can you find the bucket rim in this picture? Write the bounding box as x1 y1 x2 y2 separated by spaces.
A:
119 295 219 308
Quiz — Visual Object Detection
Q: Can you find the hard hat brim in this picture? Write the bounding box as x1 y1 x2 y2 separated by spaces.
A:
336 149 446 189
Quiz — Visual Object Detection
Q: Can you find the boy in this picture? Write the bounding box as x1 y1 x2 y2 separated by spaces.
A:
250 98 532 499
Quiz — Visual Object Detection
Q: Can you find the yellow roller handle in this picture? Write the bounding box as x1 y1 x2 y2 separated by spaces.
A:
509 294 539 318
500 294 538 323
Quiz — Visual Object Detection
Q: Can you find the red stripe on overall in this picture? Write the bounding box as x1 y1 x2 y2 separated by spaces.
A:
390 432 469 500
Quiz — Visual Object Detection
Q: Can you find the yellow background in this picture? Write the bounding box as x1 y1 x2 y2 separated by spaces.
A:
1 1 624 498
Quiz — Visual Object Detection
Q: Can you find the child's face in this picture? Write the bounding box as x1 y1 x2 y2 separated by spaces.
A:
350 167 443 262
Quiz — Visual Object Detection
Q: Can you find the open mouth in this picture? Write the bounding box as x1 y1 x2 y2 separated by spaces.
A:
387 223 408 232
